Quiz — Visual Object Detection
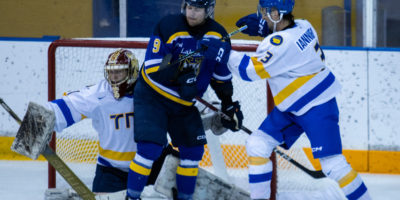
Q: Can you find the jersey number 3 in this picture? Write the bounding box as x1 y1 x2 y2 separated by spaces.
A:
314 42 325 61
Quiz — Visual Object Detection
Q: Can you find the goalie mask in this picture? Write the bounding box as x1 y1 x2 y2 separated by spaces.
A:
104 49 139 99
181 0 216 19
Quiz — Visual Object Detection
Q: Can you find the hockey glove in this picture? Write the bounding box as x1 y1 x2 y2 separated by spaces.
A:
199 38 231 65
221 101 243 132
236 13 269 37
177 71 198 101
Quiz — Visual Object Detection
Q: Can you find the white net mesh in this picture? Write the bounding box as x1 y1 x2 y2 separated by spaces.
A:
52 42 146 189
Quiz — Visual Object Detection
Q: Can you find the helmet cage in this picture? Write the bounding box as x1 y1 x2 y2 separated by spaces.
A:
257 0 294 32
258 0 294 15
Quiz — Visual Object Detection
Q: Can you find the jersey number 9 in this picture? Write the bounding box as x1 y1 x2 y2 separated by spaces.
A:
152 39 161 53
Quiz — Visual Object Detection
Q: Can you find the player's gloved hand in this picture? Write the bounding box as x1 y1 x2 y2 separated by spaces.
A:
199 38 231 65
236 13 269 37
177 71 197 101
221 101 243 132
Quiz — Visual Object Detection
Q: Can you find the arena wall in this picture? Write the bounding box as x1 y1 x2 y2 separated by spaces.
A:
0 39 399 174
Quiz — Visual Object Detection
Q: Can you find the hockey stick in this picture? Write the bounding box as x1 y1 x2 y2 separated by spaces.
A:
158 25 248 71
0 98 96 200
195 96 326 179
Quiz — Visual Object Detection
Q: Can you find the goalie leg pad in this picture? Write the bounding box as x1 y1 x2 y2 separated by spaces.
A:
45 188 81 200
320 154 371 200
154 155 250 200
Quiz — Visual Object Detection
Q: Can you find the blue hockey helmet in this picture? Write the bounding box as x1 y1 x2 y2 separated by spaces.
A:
259 0 295 14
182 0 216 18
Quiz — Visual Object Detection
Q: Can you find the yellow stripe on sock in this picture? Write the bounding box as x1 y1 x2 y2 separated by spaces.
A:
249 156 269 165
176 166 198 177
129 161 151 176
339 169 358 188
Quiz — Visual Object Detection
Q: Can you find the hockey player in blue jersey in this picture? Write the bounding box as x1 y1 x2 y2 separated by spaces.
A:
204 0 372 199
126 0 243 199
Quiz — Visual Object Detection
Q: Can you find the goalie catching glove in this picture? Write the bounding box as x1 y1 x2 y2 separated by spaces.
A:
221 101 243 132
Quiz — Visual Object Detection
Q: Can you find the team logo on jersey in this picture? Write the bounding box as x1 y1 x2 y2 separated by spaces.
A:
270 35 283 46
179 56 202 75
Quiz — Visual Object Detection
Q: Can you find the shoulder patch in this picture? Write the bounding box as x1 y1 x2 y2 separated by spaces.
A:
270 35 283 46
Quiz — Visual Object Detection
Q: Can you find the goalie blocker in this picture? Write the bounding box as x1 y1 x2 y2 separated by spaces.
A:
3 101 96 200
11 102 55 160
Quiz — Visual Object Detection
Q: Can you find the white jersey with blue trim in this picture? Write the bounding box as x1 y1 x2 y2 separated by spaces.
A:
46 79 136 172
228 19 341 116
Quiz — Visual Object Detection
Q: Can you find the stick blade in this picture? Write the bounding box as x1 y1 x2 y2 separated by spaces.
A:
11 102 55 160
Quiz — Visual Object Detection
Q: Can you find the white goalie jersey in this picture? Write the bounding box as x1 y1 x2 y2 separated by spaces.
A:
46 79 136 172
228 19 341 116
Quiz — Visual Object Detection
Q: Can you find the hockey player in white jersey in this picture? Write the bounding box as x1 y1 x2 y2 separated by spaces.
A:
205 0 372 199
45 49 140 193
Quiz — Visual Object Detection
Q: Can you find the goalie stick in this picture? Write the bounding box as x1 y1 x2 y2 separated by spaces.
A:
158 25 248 71
0 98 96 200
195 96 326 179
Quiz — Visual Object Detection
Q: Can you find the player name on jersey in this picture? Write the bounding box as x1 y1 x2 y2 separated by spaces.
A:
296 28 316 51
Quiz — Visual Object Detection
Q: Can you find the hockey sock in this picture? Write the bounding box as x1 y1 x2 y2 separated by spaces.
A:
248 157 272 199
320 154 371 200
245 130 279 199
127 142 163 198
176 145 204 200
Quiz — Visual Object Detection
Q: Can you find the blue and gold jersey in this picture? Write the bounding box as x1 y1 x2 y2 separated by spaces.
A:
142 14 232 106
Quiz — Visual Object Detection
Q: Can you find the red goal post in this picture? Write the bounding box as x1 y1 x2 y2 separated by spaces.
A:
47 39 278 198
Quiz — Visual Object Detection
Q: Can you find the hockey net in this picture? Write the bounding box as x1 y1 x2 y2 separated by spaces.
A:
48 39 343 199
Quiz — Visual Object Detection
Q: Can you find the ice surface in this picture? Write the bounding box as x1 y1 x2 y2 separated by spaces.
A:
0 160 399 200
